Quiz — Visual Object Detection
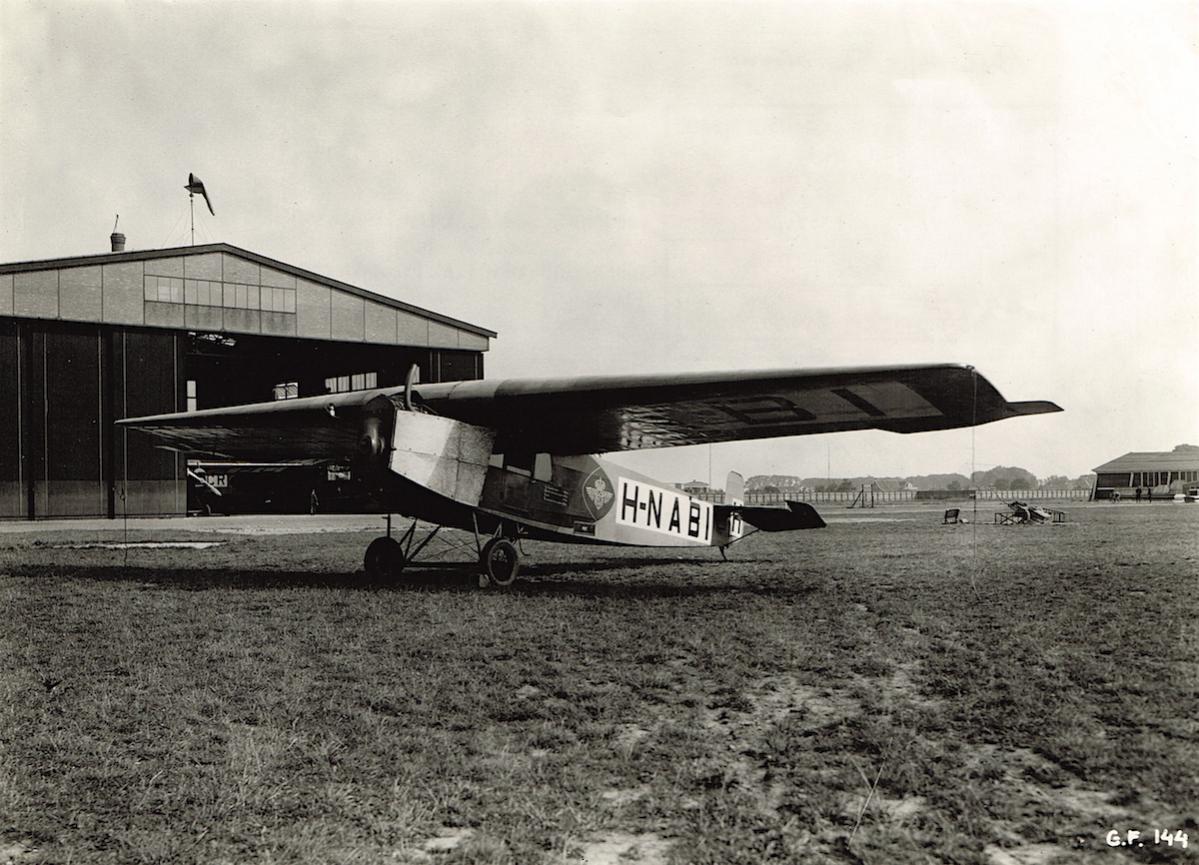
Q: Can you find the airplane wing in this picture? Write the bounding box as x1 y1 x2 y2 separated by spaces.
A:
414 363 1061 455
116 389 393 460
119 364 1060 459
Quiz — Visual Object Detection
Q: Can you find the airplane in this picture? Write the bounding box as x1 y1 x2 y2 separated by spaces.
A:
118 363 1061 586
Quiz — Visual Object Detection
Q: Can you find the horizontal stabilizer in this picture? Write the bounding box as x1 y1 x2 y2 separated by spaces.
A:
716 500 825 532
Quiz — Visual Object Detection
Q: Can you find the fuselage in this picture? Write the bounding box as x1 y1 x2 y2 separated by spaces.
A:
382 451 739 548
476 453 739 547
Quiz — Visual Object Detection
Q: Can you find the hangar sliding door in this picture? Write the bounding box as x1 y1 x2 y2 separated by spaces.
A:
24 324 108 517
112 329 185 516
0 320 24 517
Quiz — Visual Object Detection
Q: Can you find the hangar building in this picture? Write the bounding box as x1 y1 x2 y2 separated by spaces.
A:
0 242 495 519
1092 446 1199 499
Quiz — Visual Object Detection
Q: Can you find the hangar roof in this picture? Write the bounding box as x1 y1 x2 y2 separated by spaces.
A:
0 242 495 349
1093 450 1199 473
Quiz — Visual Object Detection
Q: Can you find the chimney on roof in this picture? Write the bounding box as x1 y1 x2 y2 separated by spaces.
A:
110 214 125 252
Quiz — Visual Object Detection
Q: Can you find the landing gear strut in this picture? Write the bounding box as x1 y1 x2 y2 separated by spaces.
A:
471 513 523 588
362 514 445 580
360 514 524 587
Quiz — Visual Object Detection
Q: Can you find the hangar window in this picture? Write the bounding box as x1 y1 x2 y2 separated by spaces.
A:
186 380 197 412
222 283 261 310
273 381 298 401
261 287 297 313
144 276 183 304
184 280 223 307
325 372 377 393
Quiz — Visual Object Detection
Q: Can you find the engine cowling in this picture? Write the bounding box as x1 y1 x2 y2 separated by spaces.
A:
358 415 388 459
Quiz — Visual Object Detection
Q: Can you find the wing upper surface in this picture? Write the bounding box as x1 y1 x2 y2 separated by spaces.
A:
414 364 1061 455
118 364 1061 459
116 389 392 460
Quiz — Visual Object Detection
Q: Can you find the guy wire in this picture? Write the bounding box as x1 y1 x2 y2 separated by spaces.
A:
971 366 978 543
122 430 129 569
969 366 980 599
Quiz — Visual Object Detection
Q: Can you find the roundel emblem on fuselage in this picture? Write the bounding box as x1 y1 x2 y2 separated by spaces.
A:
582 467 615 520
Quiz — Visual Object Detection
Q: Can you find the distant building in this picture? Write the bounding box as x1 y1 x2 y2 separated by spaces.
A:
676 480 710 495
1092 447 1199 499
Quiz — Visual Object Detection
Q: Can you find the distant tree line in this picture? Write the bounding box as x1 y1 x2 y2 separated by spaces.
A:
747 469 1097 493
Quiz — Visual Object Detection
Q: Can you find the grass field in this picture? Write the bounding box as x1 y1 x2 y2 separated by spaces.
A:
2 504 1196 864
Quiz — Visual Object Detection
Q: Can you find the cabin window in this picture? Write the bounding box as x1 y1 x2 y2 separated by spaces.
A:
504 452 533 477
495 452 551 480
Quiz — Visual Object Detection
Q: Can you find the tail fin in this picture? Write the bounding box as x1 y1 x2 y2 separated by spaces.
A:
726 471 744 505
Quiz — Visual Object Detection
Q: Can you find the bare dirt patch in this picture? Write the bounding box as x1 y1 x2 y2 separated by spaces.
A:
422 827 474 853
0 839 37 864
572 832 672 865
982 842 1064 865
598 786 649 807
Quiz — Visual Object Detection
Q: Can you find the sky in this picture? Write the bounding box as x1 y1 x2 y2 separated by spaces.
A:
1 0 1195 484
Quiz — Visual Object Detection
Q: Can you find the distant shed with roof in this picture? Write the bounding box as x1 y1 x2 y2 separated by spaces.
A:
1092 446 1199 499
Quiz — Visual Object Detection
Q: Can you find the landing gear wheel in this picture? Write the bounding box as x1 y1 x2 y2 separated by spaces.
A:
481 538 520 587
363 536 405 579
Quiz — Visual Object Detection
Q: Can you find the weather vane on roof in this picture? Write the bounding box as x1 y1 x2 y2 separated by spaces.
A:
184 173 215 245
